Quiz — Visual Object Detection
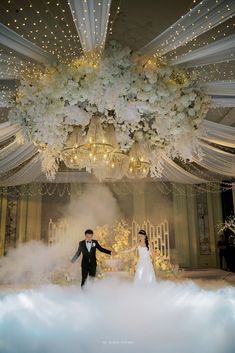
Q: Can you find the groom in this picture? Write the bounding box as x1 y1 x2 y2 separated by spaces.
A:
71 229 112 287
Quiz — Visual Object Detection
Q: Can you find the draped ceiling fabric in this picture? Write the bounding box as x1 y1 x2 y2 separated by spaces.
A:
212 97 235 108
140 0 235 56
201 120 235 148
0 139 20 160
193 141 235 177
68 0 112 53
0 153 42 187
202 81 235 97
171 34 235 67
0 122 20 143
0 0 234 186
0 23 56 66
0 142 37 175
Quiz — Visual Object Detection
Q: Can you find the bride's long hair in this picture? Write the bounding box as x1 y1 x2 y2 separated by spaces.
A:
138 229 149 250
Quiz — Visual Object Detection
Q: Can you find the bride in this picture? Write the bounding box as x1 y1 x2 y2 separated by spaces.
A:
123 229 156 284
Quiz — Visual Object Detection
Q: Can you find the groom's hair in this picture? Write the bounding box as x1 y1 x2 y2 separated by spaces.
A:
85 229 93 235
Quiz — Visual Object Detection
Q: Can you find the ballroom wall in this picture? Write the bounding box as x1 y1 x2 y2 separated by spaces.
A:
0 182 224 269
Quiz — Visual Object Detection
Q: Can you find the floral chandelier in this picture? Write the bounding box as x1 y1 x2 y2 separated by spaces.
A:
61 116 111 171
9 41 210 181
61 117 147 180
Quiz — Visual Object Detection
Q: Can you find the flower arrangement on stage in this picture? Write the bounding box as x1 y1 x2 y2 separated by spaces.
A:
9 41 210 179
96 220 135 273
218 215 235 235
154 250 179 278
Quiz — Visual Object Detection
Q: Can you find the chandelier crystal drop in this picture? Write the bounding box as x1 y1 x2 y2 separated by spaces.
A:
61 115 115 173
125 141 150 179
61 126 87 170
80 115 115 170
89 124 129 180
61 118 151 180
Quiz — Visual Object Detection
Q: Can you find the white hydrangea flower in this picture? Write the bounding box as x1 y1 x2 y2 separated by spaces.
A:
9 41 210 179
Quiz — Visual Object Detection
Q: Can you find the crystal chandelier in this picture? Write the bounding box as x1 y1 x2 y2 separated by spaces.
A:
125 141 150 179
61 115 114 171
79 115 114 170
92 125 129 180
62 116 150 180
61 126 87 169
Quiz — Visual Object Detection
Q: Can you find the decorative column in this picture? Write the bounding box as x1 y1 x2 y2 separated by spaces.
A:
0 190 7 256
186 186 199 268
196 185 223 268
209 188 223 267
25 184 42 241
16 187 28 243
172 184 190 267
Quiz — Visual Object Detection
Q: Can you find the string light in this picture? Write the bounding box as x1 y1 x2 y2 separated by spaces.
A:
0 179 233 199
0 0 234 188
108 0 121 36
0 0 81 62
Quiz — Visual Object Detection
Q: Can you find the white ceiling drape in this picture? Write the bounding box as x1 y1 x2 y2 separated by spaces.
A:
171 34 235 67
0 122 20 143
193 141 235 177
212 96 235 107
68 0 112 53
161 157 207 184
0 153 42 186
35 164 207 184
200 120 235 148
0 139 19 159
140 0 235 56
202 81 235 97
0 23 56 65
0 142 37 175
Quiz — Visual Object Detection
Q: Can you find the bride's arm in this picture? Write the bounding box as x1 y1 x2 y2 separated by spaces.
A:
120 245 137 254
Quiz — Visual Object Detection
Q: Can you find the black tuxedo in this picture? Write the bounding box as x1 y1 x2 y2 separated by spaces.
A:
71 239 111 286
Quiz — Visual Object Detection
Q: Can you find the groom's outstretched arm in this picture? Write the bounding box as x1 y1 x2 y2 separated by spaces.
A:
96 241 112 255
71 241 82 263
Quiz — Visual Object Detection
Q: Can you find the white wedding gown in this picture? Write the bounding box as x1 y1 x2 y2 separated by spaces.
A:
134 246 156 284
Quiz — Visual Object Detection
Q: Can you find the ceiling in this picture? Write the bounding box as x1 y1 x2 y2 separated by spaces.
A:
0 0 234 126
0 0 234 187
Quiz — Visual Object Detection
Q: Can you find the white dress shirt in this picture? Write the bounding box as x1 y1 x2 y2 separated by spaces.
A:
86 240 92 252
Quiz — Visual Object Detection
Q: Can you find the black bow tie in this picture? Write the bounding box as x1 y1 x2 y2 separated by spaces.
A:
86 241 92 243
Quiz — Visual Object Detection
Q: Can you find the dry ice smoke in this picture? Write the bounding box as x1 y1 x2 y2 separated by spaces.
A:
0 277 235 353
0 184 121 284
65 183 121 239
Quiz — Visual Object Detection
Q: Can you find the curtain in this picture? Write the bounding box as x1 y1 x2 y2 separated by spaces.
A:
212 96 235 107
202 81 235 97
200 120 235 148
193 141 235 177
161 156 207 184
0 142 37 174
171 34 235 67
0 139 19 159
0 23 55 65
68 0 111 52
140 0 235 56
0 153 42 186
0 122 20 143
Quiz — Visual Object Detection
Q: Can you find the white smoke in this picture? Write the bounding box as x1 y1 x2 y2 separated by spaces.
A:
65 183 121 240
0 184 120 285
0 277 234 353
